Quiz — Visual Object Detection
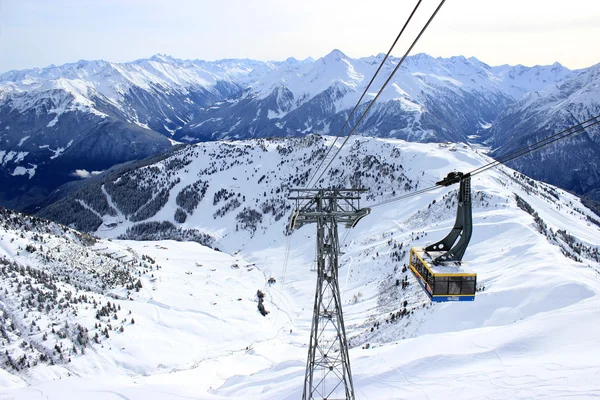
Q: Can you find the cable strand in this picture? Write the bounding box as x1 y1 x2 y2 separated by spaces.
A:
311 0 448 188
305 0 425 189
365 115 600 208
470 115 600 176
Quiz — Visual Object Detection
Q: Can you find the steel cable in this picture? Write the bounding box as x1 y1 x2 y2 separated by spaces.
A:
309 0 448 188
305 0 425 189
365 115 600 208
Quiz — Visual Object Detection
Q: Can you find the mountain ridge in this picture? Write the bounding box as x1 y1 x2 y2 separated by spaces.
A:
174 50 576 144
1 51 599 211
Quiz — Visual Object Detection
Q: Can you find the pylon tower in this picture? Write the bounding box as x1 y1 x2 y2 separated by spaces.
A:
289 188 370 400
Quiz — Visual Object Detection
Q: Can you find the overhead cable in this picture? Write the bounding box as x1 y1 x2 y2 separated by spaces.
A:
470 115 600 177
309 0 448 188
305 0 425 189
367 115 600 209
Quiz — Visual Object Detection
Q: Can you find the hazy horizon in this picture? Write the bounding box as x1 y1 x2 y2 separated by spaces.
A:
2 49 597 75
1 0 599 73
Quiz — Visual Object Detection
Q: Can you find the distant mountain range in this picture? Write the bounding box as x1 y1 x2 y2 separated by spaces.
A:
1 51 599 210
0 55 269 210
174 50 574 143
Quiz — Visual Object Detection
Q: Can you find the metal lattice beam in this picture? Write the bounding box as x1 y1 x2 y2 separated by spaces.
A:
289 188 370 400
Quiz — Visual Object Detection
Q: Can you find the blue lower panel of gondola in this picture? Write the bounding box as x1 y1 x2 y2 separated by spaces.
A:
431 295 474 302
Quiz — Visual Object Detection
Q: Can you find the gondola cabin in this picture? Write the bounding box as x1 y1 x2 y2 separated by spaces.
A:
409 247 476 302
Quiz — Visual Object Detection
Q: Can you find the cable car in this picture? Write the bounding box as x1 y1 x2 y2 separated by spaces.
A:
409 172 477 301
409 247 476 301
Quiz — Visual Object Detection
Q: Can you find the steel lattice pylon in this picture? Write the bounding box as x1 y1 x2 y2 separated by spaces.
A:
289 189 370 400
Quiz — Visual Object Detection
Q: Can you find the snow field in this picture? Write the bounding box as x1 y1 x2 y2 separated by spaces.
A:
2 137 600 398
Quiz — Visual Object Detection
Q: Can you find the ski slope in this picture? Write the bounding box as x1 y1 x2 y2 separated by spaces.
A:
2 138 600 399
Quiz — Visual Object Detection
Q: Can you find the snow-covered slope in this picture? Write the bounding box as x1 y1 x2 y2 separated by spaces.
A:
0 205 275 393
4 136 594 398
489 61 574 99
0 206 163 378
486 63 600 196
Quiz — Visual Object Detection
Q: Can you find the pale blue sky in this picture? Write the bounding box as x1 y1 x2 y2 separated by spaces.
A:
1 0 599 73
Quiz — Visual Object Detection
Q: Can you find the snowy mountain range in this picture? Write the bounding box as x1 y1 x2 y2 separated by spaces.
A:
2 136 600 398
1 51 599 212
0 55 272 210
175 51 574 143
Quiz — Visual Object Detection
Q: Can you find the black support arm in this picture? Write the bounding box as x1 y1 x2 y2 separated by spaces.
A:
425 172 472 264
